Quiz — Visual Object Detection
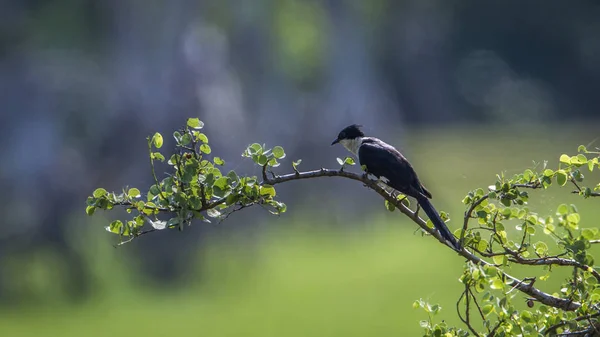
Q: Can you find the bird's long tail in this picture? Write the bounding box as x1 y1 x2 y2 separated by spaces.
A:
417 196 461 251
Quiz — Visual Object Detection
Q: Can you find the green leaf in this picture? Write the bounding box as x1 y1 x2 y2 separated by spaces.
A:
567 213 580 224
248 143 262 155
385 199 395 212
200 144 211 154
578 145 587 153
523 169 534 181
556 170 567 186
492 255 506 265
273 146 285 159
93 188 107 198
213 177 229 190
543 169 554 177
336 157 344 165
213 157 225 165
128 188 141 198
490 278 505 290
152 152 165 161
106 220 123 234
152 132 163 148
534 241 548 255
213 185 230 198
559 154 571 164
227 170 239 183
557 204 569 215
482 304 494 316
589 158 597 172
181 133 192 145
582 228 595 240
149 185 161 196
168 154 180 166
195 132 209 143
187 118 204 129
260 185 276 197
85 206 96 216
292 159 302 171
344 157 356 165
173 131 182 143
258 154 268 166
520 310 533 323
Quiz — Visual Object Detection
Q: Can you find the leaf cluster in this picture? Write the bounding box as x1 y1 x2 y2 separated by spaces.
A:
418 146 600 336
86 118 287 243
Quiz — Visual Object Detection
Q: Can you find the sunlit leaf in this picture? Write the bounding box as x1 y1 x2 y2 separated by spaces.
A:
273 146 285 159
214 157 225 165
200 144 211 154
128 188 141 198
187 118 204 129
93 188 107 198
152 132 163 148
260 185 276 197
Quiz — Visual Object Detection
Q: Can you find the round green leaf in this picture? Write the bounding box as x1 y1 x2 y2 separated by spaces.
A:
248 143 262 155
181 133 192 145
273 146 285 159
200 144 211 154
187 118 204 129
258 154 268 166
106 220 123 234
195 132 208 143
213 176 229 190
93 188 107 198
582 228 596 240
214 157 225 165
557 204 569 215
149 185 161 196
490 278 505 290
128 188 141 198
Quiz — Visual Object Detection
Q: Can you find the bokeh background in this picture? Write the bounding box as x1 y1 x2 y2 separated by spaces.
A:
2 1 600 336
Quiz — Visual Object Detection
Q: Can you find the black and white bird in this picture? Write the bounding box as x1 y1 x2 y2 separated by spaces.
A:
331 124 461 251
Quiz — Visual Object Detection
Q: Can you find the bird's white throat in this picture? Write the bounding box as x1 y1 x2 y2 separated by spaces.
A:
339 137 363 156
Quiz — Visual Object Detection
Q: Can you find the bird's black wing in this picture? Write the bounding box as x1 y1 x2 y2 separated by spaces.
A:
358 139 429 199
358 139 461 251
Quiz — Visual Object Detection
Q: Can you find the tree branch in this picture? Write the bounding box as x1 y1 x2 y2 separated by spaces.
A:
263 168 581 311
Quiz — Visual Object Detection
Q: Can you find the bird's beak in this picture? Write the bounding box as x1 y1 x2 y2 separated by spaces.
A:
331 138 339 146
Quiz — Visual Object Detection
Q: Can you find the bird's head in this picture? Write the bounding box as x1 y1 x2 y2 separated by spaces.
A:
331 124 365 153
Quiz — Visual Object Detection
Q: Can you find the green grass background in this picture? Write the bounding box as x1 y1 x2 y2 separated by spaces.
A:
2 126 599 336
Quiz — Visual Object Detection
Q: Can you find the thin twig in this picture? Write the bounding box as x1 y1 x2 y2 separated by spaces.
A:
544 312 600 335
461 193 490 246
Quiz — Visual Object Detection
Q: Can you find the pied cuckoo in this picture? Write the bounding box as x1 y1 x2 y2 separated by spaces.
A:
331 124 461 251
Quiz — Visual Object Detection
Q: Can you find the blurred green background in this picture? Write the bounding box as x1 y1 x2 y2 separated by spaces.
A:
2 1 600 336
